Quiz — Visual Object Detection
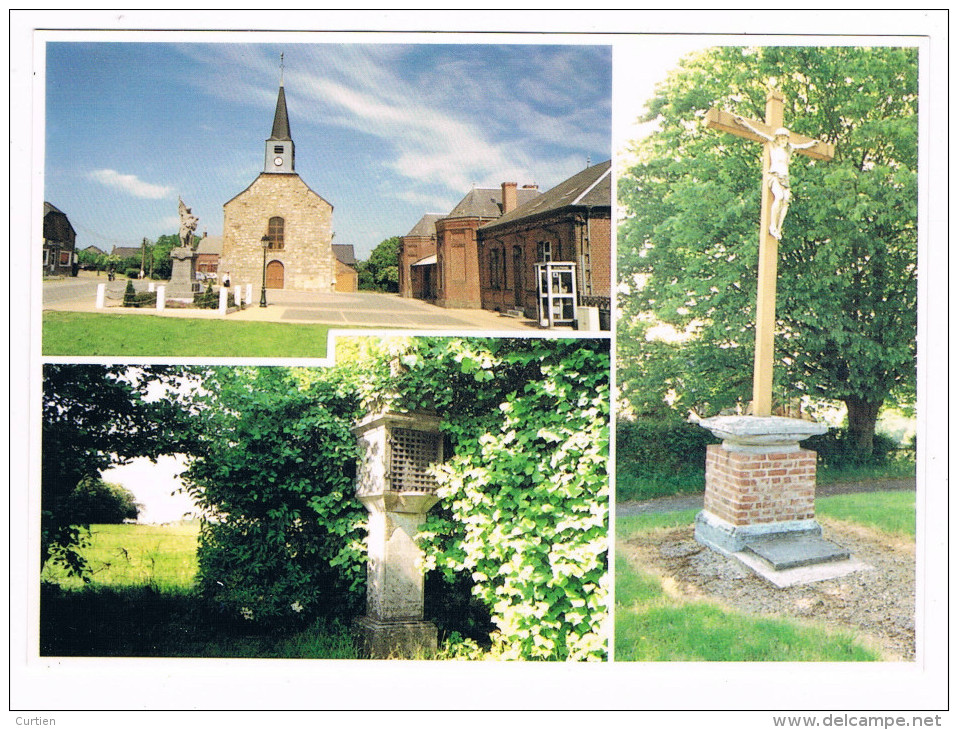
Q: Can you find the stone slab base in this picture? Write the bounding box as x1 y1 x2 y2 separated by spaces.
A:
732 550 872 588
746 533 850 570
695 509 822 554
353 616 438 660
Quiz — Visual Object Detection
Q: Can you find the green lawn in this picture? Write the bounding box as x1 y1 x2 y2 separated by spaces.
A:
615 553 877 661
43 311 332 358
816 491 916 537
616 491 915 540
40 523 200 592
614 491 915 661
40 522 360 658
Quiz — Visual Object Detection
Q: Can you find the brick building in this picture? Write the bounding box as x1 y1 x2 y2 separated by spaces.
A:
194 234 222 278
399 214 441 300
433 185 540 309
43 202 77 276
477 160 612 327
219 78 336 292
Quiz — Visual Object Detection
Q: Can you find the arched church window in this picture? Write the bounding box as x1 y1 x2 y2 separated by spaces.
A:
268 217 285 250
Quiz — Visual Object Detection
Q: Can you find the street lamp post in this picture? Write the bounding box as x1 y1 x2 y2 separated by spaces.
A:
260 235 269 307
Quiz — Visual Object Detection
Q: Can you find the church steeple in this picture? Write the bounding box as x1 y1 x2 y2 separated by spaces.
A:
265 55 295 173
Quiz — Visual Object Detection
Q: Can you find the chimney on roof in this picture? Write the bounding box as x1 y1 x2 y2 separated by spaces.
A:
501 182 518 215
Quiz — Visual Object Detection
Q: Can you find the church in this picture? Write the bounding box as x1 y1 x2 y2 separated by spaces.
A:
219 76 336 292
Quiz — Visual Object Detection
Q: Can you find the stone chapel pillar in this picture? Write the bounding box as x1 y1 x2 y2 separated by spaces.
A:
694 416 850 572
351 411 443 658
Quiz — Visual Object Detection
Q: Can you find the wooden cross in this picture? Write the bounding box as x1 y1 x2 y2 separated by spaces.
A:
706 89 834 417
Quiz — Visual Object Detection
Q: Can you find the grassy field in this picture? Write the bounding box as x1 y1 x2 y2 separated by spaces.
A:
616 491 915 541
614 491 915 662
40 522 359 658
43 311 331 358
40 523 200 591
816 491 916 537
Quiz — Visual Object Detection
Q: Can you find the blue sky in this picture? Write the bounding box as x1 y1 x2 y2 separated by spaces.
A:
44 42 611 259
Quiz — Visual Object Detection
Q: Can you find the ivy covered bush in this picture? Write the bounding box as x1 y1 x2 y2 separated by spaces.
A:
357 338 610 661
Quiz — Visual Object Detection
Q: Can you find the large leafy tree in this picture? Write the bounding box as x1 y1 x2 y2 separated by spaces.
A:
41 365 180 574
618 46 918 456
357 236 401 292
182 367 367 622
149 233 181 279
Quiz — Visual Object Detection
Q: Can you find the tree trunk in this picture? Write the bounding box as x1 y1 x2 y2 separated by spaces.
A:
843 395 883 460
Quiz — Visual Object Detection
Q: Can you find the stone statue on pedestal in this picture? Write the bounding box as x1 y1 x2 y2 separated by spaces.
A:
178 197 200 249
168 197 201 299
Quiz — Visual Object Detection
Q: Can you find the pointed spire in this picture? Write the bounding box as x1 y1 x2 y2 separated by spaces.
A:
269 54 291 142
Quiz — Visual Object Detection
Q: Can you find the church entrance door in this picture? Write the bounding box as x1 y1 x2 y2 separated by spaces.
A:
266 260 285 289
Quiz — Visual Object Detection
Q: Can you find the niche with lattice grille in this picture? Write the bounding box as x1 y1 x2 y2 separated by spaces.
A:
389 427 442 493
352 411 444 498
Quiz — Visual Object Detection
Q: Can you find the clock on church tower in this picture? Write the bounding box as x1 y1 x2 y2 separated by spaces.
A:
264 81 295 174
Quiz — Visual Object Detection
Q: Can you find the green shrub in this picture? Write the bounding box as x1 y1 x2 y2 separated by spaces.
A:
124 268 141 279
193 282 217 309
183 368 366 625
617 417 716 475
805 428 903 468
122 280 137 307
62 478 140 524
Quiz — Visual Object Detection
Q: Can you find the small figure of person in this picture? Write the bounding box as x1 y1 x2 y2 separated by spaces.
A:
222 271 231 288
733 116 820 240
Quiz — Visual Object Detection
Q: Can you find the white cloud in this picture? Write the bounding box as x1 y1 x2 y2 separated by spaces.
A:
89 169 174 200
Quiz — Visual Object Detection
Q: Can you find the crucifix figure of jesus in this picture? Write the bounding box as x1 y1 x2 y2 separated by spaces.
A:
706 89 834 417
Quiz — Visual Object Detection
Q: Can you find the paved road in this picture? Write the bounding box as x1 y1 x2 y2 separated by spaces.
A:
41 275 115 306
42 274 550 331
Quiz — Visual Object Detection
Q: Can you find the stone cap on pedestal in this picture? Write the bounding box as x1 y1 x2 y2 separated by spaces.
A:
697 415 827 453
351 410 442 437
353 410 445 500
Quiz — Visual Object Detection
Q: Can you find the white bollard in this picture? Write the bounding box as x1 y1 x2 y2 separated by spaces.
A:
156 286 166 311
219 286 228 315
235 285 243 308
246 284 253 306
148 281 155 293
95 283 106 309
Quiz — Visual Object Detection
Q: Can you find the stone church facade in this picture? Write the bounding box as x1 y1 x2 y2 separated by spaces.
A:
219 79 336 291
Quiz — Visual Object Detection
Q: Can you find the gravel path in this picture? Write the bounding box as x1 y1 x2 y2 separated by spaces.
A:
618 517 916 660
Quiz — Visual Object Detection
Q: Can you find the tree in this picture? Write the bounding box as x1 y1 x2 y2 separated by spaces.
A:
182 367 367 622
41 365 180 574
618 46 917 457
358 236 401 292
149 234 180 279
63 478 141 524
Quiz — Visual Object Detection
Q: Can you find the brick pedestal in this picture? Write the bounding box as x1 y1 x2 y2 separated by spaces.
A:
694 415 827 555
